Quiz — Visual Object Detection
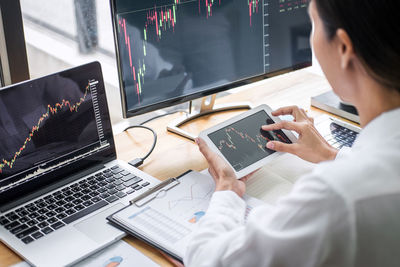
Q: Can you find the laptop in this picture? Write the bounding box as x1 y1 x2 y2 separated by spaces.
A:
0 62 160 266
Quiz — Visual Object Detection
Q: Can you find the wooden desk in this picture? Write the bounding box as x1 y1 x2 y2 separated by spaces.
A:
0 68 332 267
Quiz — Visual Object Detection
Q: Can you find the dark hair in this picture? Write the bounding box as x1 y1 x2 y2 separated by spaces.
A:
314 0 400 93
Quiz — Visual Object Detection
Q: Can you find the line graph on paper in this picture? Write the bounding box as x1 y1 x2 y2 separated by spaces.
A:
125 172 216 245
165 179 215 221
208 110 292 171
168 181 214 211
139 171 216 224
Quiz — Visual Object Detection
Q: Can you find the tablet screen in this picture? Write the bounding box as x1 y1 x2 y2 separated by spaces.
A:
207 110 291 172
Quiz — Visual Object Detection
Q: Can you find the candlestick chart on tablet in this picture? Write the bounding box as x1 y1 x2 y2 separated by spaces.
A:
208 110 291 171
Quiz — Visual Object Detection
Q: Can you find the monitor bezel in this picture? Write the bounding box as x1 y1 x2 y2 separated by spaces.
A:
109 0 312 119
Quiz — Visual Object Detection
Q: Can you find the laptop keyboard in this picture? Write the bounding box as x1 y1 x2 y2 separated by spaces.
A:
0 165 151 245
324 122 359 149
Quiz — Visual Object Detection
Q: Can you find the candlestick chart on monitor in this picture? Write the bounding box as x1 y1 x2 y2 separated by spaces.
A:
116 0 264 109
113 0 312 116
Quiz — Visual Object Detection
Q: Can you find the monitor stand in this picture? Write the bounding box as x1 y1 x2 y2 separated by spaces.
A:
167 94 253 141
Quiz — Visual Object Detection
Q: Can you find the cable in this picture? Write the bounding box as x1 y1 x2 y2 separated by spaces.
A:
123 109 188 168
123 125 157 168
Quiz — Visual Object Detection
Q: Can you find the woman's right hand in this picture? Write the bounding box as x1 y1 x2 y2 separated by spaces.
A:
262 106 338 163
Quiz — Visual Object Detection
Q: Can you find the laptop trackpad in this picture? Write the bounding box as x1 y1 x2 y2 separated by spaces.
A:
74 204 125 243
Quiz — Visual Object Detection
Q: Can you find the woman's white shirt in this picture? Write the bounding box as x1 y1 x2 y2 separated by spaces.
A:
184 108 400 267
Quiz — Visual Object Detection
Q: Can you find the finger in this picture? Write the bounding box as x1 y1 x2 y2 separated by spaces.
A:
240 174 251 182
266 141 298 154
240 176 250 183
196 138 217 162
299 108 311 120
246 169 259 178
197 138 236 182
298 109 314 124
299 108 307 117
262 121 302 133
208 166 218 181
240 169 259 182
271 106 299 116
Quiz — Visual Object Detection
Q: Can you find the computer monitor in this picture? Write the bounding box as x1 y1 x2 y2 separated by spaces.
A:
110 0 312 138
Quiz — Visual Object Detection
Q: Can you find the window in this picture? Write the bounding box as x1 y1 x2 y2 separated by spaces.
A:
20 0 122 124
0 0 29 86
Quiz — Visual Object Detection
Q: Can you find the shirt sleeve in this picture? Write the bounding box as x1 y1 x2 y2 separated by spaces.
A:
336 146 352 159
184 176 353 267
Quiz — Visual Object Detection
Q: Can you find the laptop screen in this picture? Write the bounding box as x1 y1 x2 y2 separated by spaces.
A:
0 62 116 207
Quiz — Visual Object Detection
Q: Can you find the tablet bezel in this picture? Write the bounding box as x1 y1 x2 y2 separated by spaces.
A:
199 104 298 178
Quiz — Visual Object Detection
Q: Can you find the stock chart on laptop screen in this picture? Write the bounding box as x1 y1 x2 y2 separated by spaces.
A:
0 64 112 194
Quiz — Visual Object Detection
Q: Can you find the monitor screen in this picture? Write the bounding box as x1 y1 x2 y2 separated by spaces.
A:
111 0 312 117
0 62 115 206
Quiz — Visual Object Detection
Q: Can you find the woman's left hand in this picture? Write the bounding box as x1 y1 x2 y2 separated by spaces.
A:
196 138 254 198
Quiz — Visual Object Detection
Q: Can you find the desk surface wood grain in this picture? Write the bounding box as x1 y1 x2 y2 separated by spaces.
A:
1 69 332 267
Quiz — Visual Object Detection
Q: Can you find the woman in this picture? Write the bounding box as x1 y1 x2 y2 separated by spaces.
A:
184 0 400 266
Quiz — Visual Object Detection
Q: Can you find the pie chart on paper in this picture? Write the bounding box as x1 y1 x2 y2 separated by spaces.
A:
104 256 123 267
189 211 206 223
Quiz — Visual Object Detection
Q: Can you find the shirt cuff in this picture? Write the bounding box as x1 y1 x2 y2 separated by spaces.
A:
335 146 351 159
207 191 247 225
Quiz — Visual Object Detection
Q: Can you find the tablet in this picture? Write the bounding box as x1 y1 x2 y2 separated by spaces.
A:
199 104 297 178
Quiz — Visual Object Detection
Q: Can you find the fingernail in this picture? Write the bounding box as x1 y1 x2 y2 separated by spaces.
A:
267 142 274 149
195 138 199 144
